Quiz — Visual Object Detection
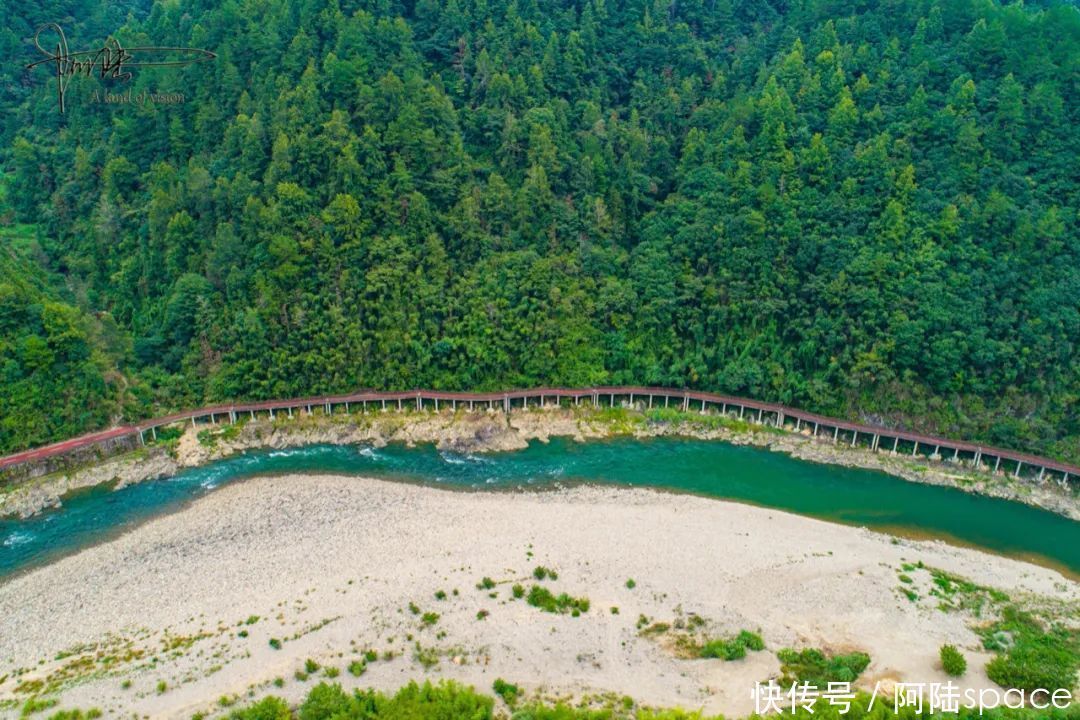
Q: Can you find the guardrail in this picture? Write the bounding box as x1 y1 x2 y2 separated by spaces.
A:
1 387 1076 486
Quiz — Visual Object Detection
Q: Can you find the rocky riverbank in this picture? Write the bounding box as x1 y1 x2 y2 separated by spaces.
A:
1 474 1076 719
1 405 1077 521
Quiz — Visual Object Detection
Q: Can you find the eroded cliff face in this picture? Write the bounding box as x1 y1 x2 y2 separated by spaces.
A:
2 407 1077 521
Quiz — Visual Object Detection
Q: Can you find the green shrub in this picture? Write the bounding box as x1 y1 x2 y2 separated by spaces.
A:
625 579 636 589
421 612 439 627
778 648 871 686
304 659 320 674
940 644 967 676
269 638 282 650
226 696 291 720
512 584 525 599
477 577 496 590
347 660 366 677
492 678 520 706
699 631 765 661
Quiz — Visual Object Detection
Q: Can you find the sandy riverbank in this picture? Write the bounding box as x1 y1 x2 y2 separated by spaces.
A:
3 406 1077 522
0 474 1076 719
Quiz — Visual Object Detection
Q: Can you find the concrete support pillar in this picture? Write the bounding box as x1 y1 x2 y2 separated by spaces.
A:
683 396 690 412
151 427 157 440
1014 461 1022 478
814 422 819 437
913 441 918 457
852 431 858 447
873 434 879 451
794 418 800 431
139 430 145 446
994 456 1001 473
892 437 898 453
504 396 509 414
739 406 744 419
648 395 653 409
416 396 421 411
665 396 669 408
382 400 387 411
833 427 839 444
1038 467 1045 482
953 448 959 461
288 408 292 418
269 409 274 419
191 417 196 428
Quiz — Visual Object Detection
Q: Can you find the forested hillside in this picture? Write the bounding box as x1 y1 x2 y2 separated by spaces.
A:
1 0 1078 460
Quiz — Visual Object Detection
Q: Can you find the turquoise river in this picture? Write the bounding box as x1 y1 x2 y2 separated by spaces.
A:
1 437 1078 578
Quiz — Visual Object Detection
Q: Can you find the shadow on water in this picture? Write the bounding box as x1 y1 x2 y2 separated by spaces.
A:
2 437 1077 580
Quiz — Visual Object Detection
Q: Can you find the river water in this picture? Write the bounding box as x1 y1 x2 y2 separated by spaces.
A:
1 437 1077 578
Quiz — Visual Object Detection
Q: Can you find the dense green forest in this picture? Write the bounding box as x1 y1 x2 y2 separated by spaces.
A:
1 0 1078 460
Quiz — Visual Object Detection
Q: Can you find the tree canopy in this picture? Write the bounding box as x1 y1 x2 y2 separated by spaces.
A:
1 0 1078 461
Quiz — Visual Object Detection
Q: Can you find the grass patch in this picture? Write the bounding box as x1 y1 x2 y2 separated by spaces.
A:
980 606 1079 692
532 566 558 581
20 697 58 716
525 585 589 615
